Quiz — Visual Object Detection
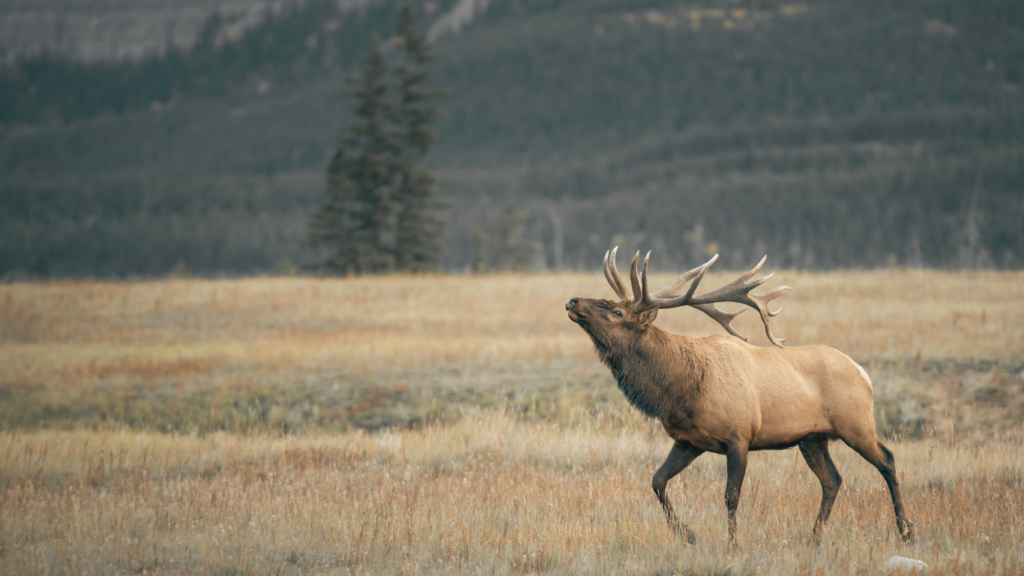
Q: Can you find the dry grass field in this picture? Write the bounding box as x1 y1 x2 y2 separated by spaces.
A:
2 269 1023 574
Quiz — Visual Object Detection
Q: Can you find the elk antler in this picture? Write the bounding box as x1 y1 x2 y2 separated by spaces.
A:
603 246 631 301
685 256 792 347
623 250 792 348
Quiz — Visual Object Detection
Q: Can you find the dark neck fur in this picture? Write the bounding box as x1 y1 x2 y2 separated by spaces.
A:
590 326 703 420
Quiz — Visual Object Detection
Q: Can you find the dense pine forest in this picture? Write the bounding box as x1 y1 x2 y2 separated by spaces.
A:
1 0 1022 276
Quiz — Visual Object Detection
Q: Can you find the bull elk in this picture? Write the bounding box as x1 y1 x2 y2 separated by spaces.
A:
564 248 914 544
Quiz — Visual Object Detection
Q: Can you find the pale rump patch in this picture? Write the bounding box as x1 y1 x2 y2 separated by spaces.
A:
841 351 873 390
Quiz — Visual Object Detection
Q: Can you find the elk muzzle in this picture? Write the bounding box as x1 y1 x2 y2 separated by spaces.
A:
565 298 583 323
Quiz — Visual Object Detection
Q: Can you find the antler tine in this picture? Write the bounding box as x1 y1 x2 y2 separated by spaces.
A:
687 256 792 348
640 251 652 303
692 303 747 340
629 251 656 311
603 249 630 301
628 252 643 307
598 245 630 301
740 255 767 283
752 284 792 318
641 253 718 310
650 254 718 299
741 285 792 346
603 249 610 277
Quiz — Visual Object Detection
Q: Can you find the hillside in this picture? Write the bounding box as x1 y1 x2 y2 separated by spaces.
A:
0 0 275 64
1 0 1023 276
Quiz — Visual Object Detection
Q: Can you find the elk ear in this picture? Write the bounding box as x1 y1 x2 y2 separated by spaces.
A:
637 307 658 329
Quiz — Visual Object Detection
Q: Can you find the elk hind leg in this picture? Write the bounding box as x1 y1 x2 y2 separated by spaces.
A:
724 441 749 544
798 436 842 545
652 441 703 544
846 437 914 542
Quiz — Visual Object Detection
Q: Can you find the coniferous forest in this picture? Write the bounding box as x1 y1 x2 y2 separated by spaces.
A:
1 0 1022 276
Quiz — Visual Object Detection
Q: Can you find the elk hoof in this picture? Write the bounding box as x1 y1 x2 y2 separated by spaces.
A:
670 521 697 544
899 520 915 543
811 523 825 546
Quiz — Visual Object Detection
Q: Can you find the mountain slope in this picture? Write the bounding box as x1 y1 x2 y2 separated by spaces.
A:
1 0 1023 276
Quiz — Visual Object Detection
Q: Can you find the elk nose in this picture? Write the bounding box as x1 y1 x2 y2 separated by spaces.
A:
565 298 578 310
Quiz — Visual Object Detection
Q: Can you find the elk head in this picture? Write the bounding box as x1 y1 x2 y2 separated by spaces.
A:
565 247 792 348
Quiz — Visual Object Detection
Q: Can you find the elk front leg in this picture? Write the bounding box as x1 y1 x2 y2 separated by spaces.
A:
724 441 749 544
652 441 703 544
798 437 843 545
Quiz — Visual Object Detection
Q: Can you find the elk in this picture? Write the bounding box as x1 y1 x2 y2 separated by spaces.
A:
564 248 914 544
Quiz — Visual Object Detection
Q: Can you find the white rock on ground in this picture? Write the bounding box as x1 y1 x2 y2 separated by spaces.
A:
887 556 929 571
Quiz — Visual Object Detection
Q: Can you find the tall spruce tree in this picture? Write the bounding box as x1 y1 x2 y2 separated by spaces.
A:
393 4 447 271
309 39 400 274
309 6 445 274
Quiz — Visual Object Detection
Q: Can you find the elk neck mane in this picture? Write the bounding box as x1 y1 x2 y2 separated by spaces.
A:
590 324 707 420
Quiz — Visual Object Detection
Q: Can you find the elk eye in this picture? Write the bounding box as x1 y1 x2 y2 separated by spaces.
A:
612 310 623 318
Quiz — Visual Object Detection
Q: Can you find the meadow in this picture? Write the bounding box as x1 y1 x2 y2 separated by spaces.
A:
1 269 1023 574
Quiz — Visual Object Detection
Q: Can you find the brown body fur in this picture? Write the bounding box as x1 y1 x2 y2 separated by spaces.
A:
566 296 914 544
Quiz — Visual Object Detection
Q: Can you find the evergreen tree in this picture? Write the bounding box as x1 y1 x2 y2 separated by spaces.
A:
393 4 447 272
309 6 445 275
308 39 400 274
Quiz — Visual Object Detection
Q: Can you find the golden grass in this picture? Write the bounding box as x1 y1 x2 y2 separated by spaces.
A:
2 411 1022 574
1 271 1023 573
2 270 1022 433
3 270 1022 369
